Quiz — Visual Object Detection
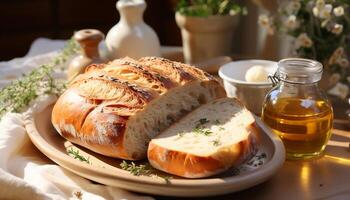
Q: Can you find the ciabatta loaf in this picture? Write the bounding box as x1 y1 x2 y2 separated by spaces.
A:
51 57 226 160
147 98 258 178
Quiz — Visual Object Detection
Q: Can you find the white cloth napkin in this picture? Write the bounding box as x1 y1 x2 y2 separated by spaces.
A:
0 38 154 200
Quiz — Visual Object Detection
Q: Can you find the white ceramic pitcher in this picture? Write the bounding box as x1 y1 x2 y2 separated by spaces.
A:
105 0 161 59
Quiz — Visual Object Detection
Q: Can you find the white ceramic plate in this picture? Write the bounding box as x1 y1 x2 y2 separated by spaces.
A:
24 102 285 197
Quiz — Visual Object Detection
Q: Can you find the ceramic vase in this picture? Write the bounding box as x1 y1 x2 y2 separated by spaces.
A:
175 12 239 64
67 29 104 81
105 0 161 59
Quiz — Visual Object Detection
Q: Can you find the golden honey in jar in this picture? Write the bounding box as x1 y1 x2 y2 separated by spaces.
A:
262 58 333 160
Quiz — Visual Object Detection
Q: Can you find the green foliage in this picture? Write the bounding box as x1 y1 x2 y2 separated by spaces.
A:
120 161 151 176
0 38 79 118
260 0 350 84
67 147 91 164
176 0 247 17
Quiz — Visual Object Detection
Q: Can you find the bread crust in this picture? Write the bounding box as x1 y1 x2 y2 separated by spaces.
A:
52 57 226 160
147 124 259 178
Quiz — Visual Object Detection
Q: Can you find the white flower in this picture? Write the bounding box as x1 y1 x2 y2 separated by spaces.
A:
333 6 344 17
296 33 313 48
229 9 238 16
258 15 270 27
258 15 275 35
328 47 344 65
319 4 332 19
334 47 344 57
337 58 349 68
313 1 332 19
331 24 343 35
313 7 320 17
286 1 301 14
328 82 349 99
316 0 325 8
285 15 299 30
329 73 341 86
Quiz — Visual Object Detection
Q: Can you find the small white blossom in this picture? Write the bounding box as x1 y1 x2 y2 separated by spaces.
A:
331 24 343 35
229 9 238 16
328 82 349 99
337 58 349 68
333 6 344 17
313 1 332 19
258 15 275 35
258 15 270 27
328 47 344 65
329 73 341 86
285 15 299 30
319 4 333 19
296 33 313 48
313 7 320 17
316 0 325 8
334 47 344 57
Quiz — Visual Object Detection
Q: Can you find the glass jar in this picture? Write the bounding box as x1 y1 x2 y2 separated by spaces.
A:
261 58 333 160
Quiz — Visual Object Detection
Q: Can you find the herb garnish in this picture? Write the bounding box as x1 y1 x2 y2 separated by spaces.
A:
120 161 150 176
219 126 225 131
232 167 240 175
0 38 79 118
199 118 209 124
212 138 221 146
120 161 172 183
67 147 90 164
195 118 210 128
177 132 185 137
163 176 172 184
193 127 213 136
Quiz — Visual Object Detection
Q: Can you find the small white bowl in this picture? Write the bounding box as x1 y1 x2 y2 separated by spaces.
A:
219 60 278 115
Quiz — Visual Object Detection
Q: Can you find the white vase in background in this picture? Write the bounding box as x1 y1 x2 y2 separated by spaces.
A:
105 0 161 60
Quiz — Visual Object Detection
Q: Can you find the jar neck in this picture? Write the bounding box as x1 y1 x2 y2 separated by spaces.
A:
277 58 323 84
280 80 319 87
279 80 322 99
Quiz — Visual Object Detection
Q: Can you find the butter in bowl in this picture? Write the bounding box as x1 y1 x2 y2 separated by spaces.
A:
219 60 277 115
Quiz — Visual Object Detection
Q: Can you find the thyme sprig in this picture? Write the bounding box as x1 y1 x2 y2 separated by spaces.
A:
0 38 79 118
120 160 173 183
67 147 90 164
120 161 151 176
193 127 213 136
212 138 221 146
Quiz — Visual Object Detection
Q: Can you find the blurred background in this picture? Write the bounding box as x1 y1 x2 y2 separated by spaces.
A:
0 0 273 61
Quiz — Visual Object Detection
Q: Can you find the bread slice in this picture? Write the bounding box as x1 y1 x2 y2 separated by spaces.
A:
147 98 259 178
51 57 226 160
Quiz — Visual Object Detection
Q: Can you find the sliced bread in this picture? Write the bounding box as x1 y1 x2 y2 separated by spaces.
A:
147 98 259 178
51 57 226 160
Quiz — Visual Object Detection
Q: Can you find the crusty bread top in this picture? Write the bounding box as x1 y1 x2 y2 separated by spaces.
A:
67 57 220 115
151 98 255 157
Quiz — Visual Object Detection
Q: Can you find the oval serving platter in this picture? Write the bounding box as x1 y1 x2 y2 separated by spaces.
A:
24 102 285 197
